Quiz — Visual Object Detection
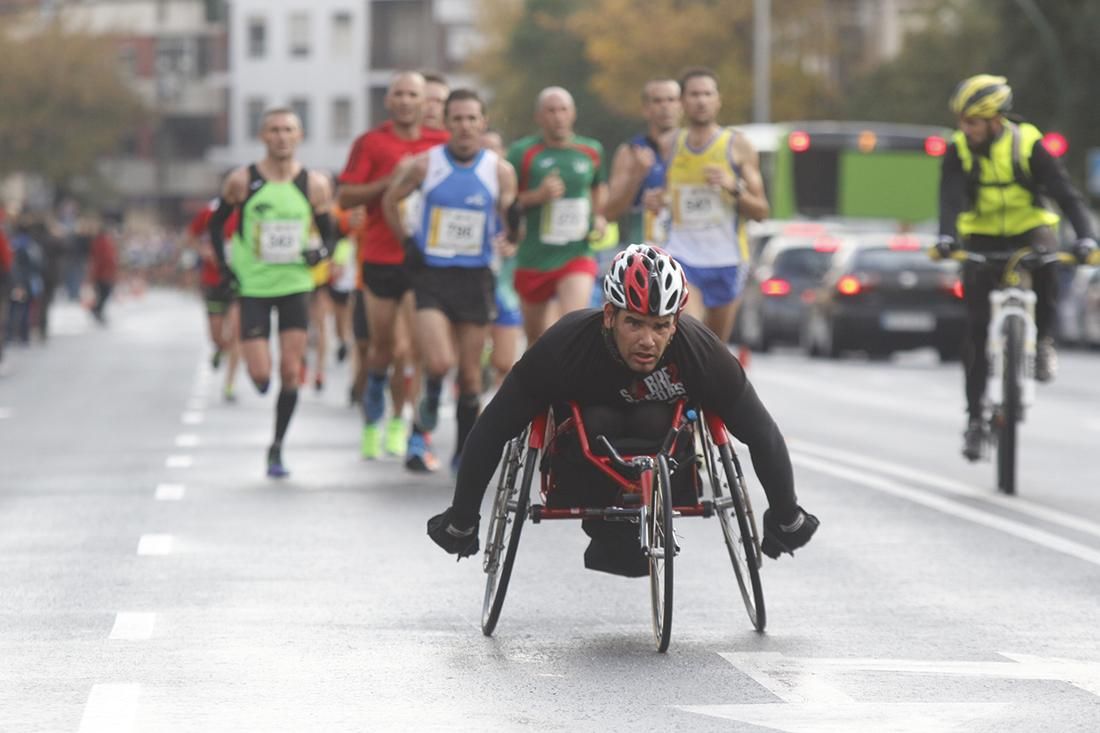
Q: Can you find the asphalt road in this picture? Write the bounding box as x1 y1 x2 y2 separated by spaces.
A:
2 291 1099 732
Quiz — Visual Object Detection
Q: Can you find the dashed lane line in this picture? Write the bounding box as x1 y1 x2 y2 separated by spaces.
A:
174 434 200 448
155 483 185 501
136 534 174 556
77 684 140 733
165 455 193 469
109 613 156 641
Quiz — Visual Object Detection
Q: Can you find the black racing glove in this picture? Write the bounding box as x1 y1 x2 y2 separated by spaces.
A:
302 245 331 267
1073 237 1099 264
218 265 240 294
932 235 958 260
427 506 480 559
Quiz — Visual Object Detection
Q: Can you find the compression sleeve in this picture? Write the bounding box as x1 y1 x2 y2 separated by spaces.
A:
450 371 545 520
1030 144 1097 240
938 143 966 241
313 211 337 254
207 198 234 269
716 381 799 517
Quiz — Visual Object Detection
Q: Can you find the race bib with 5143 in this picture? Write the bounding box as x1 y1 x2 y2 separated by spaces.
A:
426 207 486 258
674 185 727 229
258 220 303 264
540 197 590 245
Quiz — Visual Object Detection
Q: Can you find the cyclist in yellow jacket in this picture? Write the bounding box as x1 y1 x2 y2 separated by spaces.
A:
935 74 1097 460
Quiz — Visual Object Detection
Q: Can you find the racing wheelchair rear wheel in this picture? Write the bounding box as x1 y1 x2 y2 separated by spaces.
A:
481 429 536 636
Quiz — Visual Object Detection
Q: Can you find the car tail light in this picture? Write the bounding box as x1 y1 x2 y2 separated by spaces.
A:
789 131 811 153
837 276 862 296
924 135 948 157
951 279 964 298
760 278 791 296
888 235 922 251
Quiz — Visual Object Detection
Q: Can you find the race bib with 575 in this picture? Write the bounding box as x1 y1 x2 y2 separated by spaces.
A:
540 197 590 245
426 207 486 258
258 220 303 264
673 185 727 229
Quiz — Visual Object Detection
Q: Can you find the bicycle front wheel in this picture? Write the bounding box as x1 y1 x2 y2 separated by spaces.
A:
997 316 1023 495
649 454 675 653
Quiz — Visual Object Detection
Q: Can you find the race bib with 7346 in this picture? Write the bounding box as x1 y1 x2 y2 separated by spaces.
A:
258 220 304 263
540 197 591 245
673 185 727 229
426 207 486 258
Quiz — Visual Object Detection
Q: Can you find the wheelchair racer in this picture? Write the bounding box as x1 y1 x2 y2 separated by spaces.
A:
428 244 819 576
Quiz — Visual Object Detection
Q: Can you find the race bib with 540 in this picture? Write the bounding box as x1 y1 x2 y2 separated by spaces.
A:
258 220 303 264
540 197 590 245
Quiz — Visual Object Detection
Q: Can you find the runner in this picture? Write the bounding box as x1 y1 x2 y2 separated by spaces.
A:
422 73 450 131
209 107 336 477
337 71 449 467
186 198 241 402
651 67 769 343
382 89 518 474
507 86 608 346
482 129 522 385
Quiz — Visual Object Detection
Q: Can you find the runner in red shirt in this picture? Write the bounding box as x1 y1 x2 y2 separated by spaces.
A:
337 71 450 469
86 218 118 324
0 212 12 369
186 199 241 402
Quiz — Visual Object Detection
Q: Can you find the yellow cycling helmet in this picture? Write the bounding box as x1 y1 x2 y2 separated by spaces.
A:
950 74 1012 119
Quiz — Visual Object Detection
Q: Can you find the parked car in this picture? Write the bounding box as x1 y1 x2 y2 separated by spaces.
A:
737 230 848 351
801 233 966 361
1057 266 1100 348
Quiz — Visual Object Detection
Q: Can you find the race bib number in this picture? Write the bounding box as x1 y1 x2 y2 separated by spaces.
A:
643 208 670 245
540 197 590 245
674 185 726 229
427 207 486 258
258 220 303 264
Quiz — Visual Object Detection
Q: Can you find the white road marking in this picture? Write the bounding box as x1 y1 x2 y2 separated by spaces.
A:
137 534 174 556
181 411 204 425
109 612 156 640
792 452 1100 568
77 683 140 733
0 407 12 419
165 455 193 469
791 438 1100 541
155 483 185 501
174 434 200 448
678 701 1006 732
187 398 206 411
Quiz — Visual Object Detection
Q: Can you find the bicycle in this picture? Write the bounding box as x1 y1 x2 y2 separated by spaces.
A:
480 400 765 652
948 245 1077 494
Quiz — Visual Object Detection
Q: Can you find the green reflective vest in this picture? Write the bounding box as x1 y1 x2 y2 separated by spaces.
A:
953 122 1060 238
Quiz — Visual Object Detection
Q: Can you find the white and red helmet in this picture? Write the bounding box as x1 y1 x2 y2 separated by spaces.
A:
603 244 688 317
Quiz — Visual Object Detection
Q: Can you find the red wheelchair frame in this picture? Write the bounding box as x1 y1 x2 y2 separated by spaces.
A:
480 399 766 652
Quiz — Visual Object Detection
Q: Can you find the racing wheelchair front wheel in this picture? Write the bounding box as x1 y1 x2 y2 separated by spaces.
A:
649 454 675 652
481 429 536 637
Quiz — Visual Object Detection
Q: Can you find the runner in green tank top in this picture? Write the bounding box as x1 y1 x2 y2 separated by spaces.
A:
207 107 336 478
506 87 608 346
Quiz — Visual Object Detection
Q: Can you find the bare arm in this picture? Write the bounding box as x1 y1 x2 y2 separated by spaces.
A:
731 132 769 221
337 178 392 209
497 159 518 221
308 171 334 214
220 166 249 207
380 155 428 240
604 143 652 221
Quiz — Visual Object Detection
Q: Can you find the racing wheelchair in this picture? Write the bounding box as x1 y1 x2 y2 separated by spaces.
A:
480 399 766 652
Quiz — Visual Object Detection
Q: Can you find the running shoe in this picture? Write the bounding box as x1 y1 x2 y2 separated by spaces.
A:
224 386 237 404
405 431 439 473
361 423 381 460
384 417 406 457
266 444 289 479
211 349 223 370
336 342 348 363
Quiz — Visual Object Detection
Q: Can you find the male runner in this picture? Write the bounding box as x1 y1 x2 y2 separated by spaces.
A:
209 107 335 477
187 198 241 401
337 71 449 467
382 89 518 473
507 87 608 346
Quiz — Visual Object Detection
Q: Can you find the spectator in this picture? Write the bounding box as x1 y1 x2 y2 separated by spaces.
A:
0 210 12 367
87 217 119 324
7 213 45 345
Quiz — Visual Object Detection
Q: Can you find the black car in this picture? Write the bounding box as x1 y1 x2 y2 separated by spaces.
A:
737 230 847 351
801 233 966 361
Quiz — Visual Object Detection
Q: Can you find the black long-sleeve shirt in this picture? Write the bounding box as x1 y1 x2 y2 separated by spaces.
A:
451 310 798 520
939 132 1096 242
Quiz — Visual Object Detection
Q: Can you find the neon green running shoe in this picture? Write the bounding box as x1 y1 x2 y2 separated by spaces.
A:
384 417 406 457
361 423 382 460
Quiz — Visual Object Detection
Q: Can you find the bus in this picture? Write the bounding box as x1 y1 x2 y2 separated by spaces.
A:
738 121 952 225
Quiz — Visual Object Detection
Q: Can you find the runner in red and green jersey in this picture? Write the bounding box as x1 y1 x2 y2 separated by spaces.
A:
507 86 608 346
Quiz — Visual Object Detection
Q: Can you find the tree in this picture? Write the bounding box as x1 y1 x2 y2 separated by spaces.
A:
570 0 837 122
0 21 145 187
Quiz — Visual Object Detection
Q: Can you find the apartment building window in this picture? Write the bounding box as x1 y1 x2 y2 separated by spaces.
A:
332 12 353 58
246 97 266 137
368 87 387 128
331 98 352 141
291 98 310 139
371 0 425 69
289 12 311 58
247 17 266 58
